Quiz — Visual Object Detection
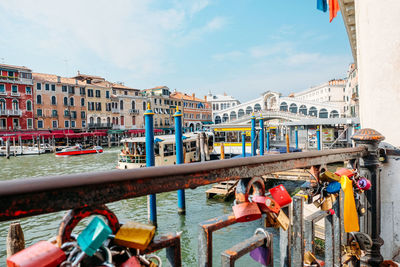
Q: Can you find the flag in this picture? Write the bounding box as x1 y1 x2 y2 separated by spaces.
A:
329 0 340 22
317 0 328 12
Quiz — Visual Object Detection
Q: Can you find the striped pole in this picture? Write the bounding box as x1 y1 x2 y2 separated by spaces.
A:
242 132 246 158
251 113 256 156
259 115 264 156
173 106 185 215
317 125 321 151
266 129 270 152
144 103 157 226
295 126 299 149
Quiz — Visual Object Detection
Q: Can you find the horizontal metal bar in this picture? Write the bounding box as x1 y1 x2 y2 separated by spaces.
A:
0 147 366 222
142 232 181 267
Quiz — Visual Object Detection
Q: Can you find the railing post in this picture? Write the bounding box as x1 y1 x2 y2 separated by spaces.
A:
295 126 298 150
291 196 304 266
251 113 256 156
259 116 264 156
174 107 185 215
351 128 385 266
241 132 246 157
316 126 321 150
266 128 270 152
144 103 157 226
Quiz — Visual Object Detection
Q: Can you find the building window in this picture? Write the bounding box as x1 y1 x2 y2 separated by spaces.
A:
71 111 77 119
143 102 146 110
37 120 43 129
81 98 85 106
25 86 32 95
80 87 85 95
37 83 42 90
8 71 14 77
81 111 86 119
64 120 69 128
12 100 19 110
12 85 18 94
96 102 102 111
88 89 94 97
0 99 5 110
82 120 86 127
120 100 124 110
36 95 42 104
106 91 110 98
52 109 57 117
0 84 5 94
62 85 67 92
63 97 68 106
27 118 33 129
37 109 42 116
71 121 76 128
51 84 56 91
124 90 128 95
45 84 50 91
64 110 70 117
51 96 57 105
68 86 75 94
52 120 58 128
70 97 74 106
95 90 101 98
26 100 32 111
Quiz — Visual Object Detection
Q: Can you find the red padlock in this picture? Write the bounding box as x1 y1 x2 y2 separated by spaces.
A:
121 256 142 267
269 185 292 207
232 178 263 223
252 195 281 214
357 177 371 190
7 240 66 267
335 168 355 178
232 201 262 223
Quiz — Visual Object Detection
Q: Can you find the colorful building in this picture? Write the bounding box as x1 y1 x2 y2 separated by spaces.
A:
170 91 212 131
0 64 34 130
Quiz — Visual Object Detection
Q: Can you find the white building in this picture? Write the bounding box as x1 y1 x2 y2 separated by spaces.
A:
294 80 347 114
205 92 240 112
343 63 359 117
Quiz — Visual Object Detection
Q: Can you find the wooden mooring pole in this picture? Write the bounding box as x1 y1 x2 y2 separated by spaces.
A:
6 222 25 257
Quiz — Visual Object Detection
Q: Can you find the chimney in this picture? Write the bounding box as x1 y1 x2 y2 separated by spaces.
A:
192 93 195 100
57 76 61 83
204 95 207 101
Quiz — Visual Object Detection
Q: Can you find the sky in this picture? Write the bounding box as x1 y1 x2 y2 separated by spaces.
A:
0 0 353 102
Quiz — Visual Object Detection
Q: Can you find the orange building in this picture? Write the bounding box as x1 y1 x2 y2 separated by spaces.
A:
33 73 87 129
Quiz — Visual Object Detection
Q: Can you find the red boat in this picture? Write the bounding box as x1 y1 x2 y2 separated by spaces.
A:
55 145 103 157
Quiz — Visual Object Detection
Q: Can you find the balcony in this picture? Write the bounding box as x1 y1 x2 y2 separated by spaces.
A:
7 110 22 116
88 123 113 129
129 109 140 115
111 108 120 114
0 110 7 116
11 92 20 97
51 114 58 118
0 91 6 96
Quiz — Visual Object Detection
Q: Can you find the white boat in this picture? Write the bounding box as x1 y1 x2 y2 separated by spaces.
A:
0 145 45 156
117 132 214 169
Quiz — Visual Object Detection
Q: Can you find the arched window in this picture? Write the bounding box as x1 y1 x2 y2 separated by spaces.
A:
97 117 101 124
70 97 74 106
230 111 237 121
51 96 56 105
107 117 111 124
90 117 94 124
222 113 229 123
254 103 262 112
319 108 328 118
26 100 32 111
289 103 298 113
37 95 42 104
299 105 307 115
143 102 146 110
120 100 124 110
12 100 19 110
309 106 318 117
131 100 135 110
245 106 253 115
81 98 85 107
215 115 221 124
330 110 339 118
63 97 68 106
238 109 245 117
0 99 6 110
280 102 288 112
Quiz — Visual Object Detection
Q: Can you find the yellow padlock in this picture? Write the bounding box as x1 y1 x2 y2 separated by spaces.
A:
114 221 156 250
319 171 341 183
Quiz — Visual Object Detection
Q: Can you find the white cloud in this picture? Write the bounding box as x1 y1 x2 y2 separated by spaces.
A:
212 51 243 61
178 16 228 45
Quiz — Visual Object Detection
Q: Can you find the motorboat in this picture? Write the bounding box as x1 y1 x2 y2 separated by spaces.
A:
55 145 103 157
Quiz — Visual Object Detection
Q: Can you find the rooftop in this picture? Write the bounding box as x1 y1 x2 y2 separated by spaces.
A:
170 91 206 102
32 72 87 86
0 64 31 72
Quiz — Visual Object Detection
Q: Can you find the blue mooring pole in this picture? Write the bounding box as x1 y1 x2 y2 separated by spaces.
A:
173 107 185 215
251 113 256 156
144 103 157 226
259 116 264 156
317 125 321 151
295 126 299 150
266 129 270 152
241 132 246 157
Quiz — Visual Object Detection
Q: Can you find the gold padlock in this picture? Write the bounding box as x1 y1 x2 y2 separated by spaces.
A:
114 221 156 250
304 251 317 265
319 171 341 183
274 210 289 231
321 194 336 211
264 212 279 228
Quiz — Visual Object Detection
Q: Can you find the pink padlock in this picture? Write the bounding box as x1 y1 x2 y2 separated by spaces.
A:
357 177 371 190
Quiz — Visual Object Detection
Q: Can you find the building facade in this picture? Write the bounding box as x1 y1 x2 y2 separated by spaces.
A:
142 86 174 130
205 92 240 112
343 63 359 117
33 73 87 130
0 64 34 130
170 91 212 131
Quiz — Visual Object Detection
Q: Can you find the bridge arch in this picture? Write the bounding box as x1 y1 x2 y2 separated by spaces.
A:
309 106 318 117
215 115 221 124
299 105 307 115
289 103 298 113
230 111 237 121
222 113 229 123
238 109 245 117
280 102 288 112
319 108 328 118
329 110 339 118
254 103 261 112
245 106 253 115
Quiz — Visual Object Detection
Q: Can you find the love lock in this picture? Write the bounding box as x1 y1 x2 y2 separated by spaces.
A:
113 221 156 250
250 228 272 266
269 184 292 207
232 178 262 223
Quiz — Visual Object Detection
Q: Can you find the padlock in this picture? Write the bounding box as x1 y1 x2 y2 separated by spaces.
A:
269 184 292 207
264 212 279 228
77 217 112 257
357 177 371 190
250 228 272 266
232 200 262 223
138 254 162 267
7 240 66 267
321 194 335 211
114 221 156 250
274 210 290 231
252 195 281 214
326 181 341 194
121 256 142 267
335 168 355 178
357 202 366 216
96 246 114 267
319 171 341 182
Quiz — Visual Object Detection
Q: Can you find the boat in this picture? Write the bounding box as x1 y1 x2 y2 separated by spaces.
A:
117 132 214 169
55 145 103 157
0 145 45 156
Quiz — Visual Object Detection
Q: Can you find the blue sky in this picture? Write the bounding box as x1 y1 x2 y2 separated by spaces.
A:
0 0 353 102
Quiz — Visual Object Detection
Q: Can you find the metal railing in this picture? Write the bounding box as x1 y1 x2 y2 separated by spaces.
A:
129 108 140 115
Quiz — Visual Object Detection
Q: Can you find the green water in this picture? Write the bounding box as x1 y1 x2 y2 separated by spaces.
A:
0 148 281 266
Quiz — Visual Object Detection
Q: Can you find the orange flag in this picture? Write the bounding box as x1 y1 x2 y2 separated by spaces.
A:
329 0 340 22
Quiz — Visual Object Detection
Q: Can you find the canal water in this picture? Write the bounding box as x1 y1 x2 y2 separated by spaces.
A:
0 148 286 266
